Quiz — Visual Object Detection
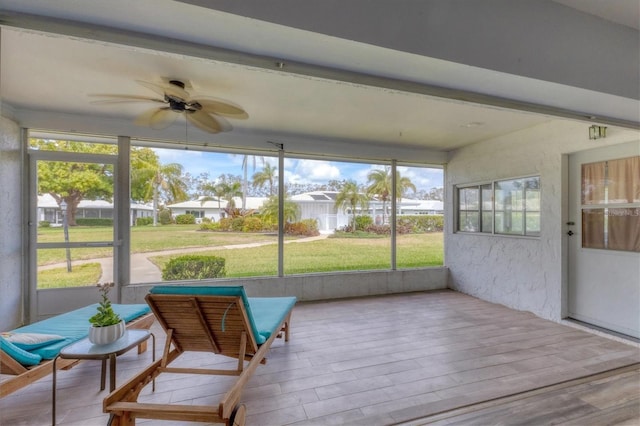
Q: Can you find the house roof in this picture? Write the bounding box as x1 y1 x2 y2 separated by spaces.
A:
37 194 153 210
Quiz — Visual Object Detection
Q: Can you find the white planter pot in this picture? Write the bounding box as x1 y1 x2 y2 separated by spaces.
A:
88 320 125 345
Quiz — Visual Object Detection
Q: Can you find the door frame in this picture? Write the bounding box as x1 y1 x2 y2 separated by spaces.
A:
28 148 120 321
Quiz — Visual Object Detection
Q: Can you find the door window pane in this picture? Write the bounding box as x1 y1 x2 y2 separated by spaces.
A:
582 161 606 205
608 208 640 252
581 156 640 252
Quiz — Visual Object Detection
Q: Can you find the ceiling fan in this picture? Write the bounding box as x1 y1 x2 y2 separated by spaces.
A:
90 79 248 133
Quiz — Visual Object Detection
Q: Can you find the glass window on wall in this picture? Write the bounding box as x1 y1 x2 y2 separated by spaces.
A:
283 158 392 274
458 187 480 232
395 165 444 268
129 144 279 282
457 176 540 237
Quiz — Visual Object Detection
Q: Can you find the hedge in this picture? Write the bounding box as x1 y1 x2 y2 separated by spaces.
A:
161 255 226 280
75 218 113 226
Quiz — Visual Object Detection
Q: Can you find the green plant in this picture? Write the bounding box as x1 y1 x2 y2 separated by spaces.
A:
158 209 173 225
175 213 196 224
162 255 226 280
76 218 114 226
88 282 122 327
135 217 153 226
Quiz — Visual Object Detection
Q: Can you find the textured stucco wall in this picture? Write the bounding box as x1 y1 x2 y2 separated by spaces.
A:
0 116 23 330
445 119 640 322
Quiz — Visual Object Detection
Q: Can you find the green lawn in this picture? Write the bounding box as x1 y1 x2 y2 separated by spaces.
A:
37 225 444 285
36 225 282 265
150 232 443 276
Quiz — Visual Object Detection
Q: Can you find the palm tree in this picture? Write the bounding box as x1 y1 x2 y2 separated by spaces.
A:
133 161 187 226
335 180 369 232
252 163 278 196
220 181 243 211
239 155 265 209
199 181 227 218
260 195 300 224
366 167 416 224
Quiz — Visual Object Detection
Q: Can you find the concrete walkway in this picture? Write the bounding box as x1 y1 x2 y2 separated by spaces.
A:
39 234 329 284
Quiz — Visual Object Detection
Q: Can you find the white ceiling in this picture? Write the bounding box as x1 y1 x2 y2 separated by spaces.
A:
0 1 638 163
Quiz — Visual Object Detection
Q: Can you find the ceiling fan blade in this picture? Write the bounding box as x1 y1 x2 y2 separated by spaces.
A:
135 107 177 129
194 98 249 119
186 110 232 133
136 80 189 100
89 94 165 104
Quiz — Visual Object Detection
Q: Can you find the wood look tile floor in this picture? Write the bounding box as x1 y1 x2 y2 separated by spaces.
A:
1 290 639 426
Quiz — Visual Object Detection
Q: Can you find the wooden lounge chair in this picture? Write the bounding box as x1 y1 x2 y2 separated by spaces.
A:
0 304 154 398
104 285 296 426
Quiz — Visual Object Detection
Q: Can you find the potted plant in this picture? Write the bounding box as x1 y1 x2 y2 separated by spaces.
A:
88 282 125 345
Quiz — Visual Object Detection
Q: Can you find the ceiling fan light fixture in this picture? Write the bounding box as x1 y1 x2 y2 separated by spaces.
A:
90 78 248 133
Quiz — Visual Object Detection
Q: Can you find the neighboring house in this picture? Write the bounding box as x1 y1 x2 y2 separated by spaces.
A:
167 196 267 222
37 194 153 226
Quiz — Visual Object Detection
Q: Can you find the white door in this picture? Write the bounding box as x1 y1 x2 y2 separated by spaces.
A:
568 141 640 338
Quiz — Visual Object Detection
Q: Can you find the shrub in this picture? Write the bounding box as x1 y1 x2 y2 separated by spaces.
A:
364 224 391 235
135 217 153 226
161 255 226 280
285 219 320 236
198 222 220 231
201 217 212 224
159 209 173 225
242 216 263 232
76 218 113 226
354 215 373 231
175 214 196 225
218 217 233 231
39 221 51 228
231 217 245 232
397 215 444 233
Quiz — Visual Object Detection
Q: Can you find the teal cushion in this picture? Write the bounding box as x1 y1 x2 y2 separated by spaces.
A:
0 335 42 366
149 286 296 345
12 304 151 360
248 297 297 341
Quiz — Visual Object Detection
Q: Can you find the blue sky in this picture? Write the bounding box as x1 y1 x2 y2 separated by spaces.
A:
155 148 443 193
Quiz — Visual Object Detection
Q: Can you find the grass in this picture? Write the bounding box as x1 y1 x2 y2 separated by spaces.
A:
36 225 283 265
37 225 444 286
38 263 102 289
150 233 443 277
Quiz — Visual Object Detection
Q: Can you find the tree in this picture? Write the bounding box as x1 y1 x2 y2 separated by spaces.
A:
199 181 226 213
219 181 243 210
132 160 188 226
366 167 416 224
335 180 369 232
252 163 278 196
34 139 115 225
239 155 265 209
260 195 300 224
